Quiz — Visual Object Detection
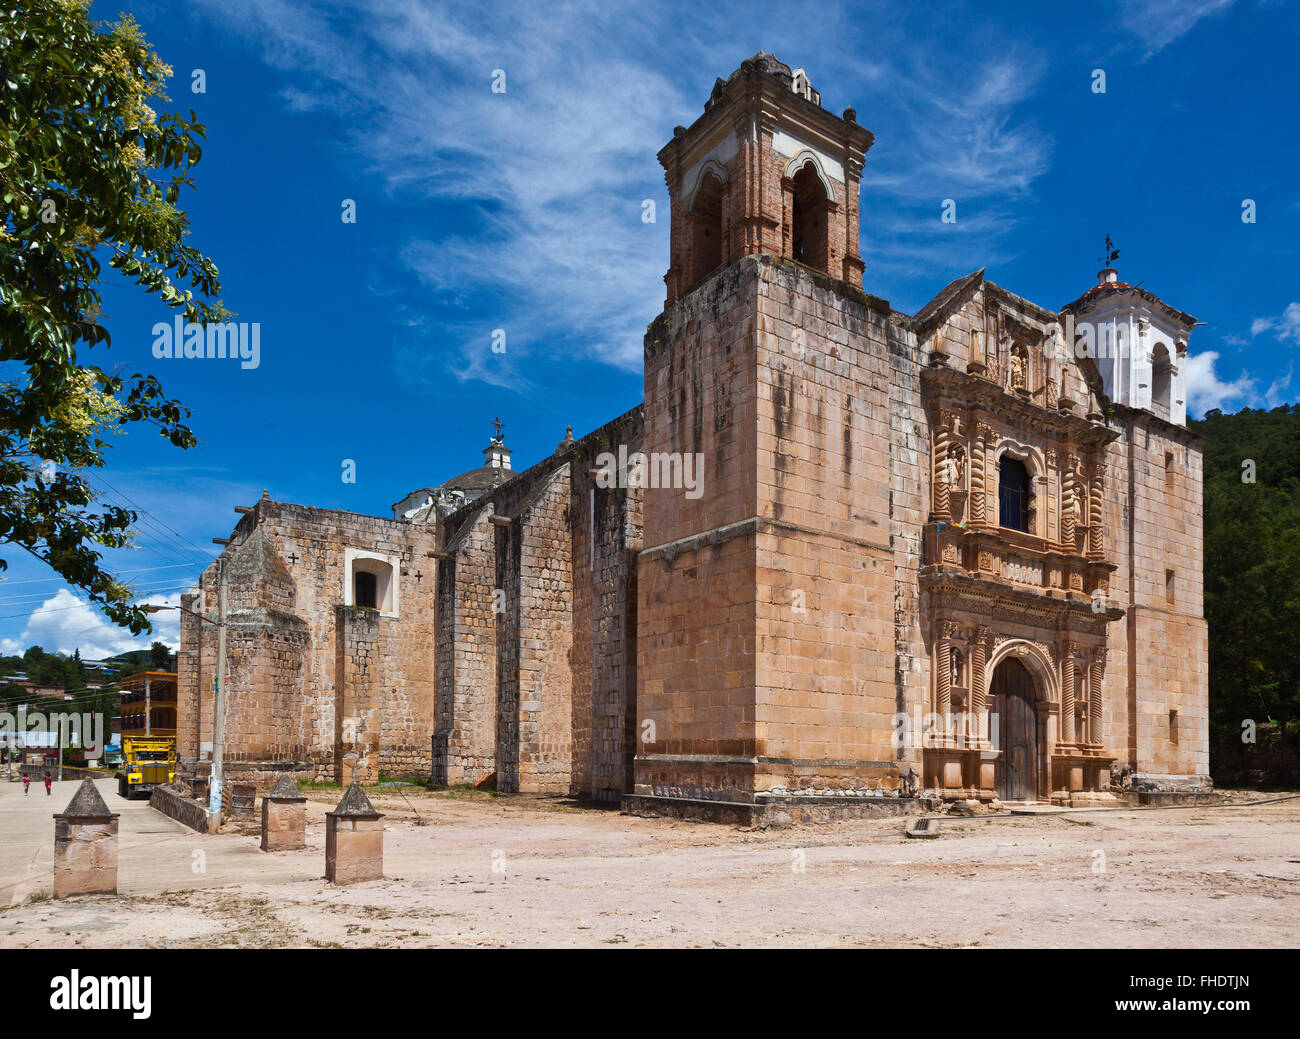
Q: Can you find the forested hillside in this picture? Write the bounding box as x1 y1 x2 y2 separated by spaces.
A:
1191 404 1300 780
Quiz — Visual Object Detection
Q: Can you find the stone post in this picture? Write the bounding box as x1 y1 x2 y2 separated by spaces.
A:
260 773 307 852
325 781 384 885
53 779 119 899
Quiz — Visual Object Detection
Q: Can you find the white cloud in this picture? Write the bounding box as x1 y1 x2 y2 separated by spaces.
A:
4 589 183 661
1118 0 1236 58
1264 364 1294 409
193 0 1057 376
1185 350 1256 415
1250 302 1300 344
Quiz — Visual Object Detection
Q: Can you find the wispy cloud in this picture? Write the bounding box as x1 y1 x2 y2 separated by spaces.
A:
192 0 1057 377
1118 0 1237 59
1250 301 1300 344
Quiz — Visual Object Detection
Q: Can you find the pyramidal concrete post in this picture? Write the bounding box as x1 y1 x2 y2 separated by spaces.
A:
324 781 384 884
260 773 307 852
53 779 120 899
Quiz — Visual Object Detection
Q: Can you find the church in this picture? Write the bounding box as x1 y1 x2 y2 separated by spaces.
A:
177 54 1209 822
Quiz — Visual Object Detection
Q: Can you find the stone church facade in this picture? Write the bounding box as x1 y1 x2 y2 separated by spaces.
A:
179 54 1209 819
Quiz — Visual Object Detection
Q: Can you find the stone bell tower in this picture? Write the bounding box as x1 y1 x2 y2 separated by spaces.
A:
658 52 875 305
632 56 912 825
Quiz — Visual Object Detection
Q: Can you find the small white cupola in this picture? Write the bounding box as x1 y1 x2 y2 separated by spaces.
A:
484 417 512 470
1061 237 1197 427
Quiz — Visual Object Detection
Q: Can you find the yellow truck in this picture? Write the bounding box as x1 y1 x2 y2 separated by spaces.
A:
116 735 177 800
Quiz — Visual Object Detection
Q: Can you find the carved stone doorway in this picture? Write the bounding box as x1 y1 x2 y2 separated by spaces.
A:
991 657 1039 801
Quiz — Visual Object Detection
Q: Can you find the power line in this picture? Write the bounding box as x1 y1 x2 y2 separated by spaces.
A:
0 561 209 588
80 471 219 560
0 579 197 621
0 573 202 608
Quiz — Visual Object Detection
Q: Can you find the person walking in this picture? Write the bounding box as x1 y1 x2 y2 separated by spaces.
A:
21 773 30 795
42 770 52 795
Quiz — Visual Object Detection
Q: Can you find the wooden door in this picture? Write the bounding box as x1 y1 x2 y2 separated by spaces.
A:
992 658 1038 801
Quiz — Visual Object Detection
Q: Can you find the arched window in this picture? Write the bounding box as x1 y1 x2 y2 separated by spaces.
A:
790 161 830 274
353 570 378 609
1151 344 1172 414
999 456 1032 532
689 169 724 287
346 552 398 613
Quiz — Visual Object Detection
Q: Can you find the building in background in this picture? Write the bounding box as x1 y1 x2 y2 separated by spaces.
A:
118 671 178 738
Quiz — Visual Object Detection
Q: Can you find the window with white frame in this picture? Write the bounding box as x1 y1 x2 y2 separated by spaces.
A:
344 549 399 615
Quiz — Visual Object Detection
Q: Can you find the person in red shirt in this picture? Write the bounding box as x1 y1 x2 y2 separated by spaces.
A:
42 770 52 795
21 773 30 795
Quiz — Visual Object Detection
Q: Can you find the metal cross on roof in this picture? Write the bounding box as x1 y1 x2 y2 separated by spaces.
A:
1097 234 1120 269
492 416 505 439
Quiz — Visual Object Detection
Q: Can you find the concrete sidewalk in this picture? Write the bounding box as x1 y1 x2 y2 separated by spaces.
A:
0 777 314 907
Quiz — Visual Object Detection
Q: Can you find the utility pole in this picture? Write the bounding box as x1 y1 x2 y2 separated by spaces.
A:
209 557 227 821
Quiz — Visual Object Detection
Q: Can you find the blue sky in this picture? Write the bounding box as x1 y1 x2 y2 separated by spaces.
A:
2 0 1297 658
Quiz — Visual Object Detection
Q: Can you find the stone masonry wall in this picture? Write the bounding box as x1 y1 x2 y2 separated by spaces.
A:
886 311 929 783
178 501 437 780
1113 410 1209 779
636 257 761 801
515 467 574 793
434 410 644 798
434 508 498 785
751 259 904 794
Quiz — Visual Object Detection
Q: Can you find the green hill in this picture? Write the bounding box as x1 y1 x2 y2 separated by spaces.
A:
1190 403 1300 779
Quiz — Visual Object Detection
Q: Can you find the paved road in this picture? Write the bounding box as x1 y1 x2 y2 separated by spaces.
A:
0 776 310 908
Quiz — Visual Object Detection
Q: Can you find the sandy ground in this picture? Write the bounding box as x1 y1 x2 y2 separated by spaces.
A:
1 776 1298 948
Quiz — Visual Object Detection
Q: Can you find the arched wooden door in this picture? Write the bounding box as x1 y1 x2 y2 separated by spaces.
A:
991 657 1038 801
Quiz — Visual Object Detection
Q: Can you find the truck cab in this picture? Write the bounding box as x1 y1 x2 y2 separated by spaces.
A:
116 735 177 799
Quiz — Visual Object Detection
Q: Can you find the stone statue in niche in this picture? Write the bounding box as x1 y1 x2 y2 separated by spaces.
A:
951 647 965 686
949 444 965 486
1009 346 1027 391
940 444 965 488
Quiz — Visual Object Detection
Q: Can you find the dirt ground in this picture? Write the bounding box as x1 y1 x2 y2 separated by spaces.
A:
2 778 1298 948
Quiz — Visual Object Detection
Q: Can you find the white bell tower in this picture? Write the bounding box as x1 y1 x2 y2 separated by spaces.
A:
1063 255 1196 427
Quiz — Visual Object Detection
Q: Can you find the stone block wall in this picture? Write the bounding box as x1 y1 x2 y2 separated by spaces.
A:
583 433 643 801
886 310 929 784
434 410 643 798
514 467 574 793
178 500 437 781
434 509 498 785
1110 410 1209 780
636 258 761 801
753 260 903 794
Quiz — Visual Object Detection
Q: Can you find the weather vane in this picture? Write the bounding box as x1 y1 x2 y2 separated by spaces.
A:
1098 234 1121 269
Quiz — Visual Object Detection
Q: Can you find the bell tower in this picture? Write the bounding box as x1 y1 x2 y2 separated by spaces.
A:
657 52 875 305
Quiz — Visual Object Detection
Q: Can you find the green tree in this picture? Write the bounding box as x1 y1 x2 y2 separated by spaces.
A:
148 639 171 669
1192 405 1300 771
0 1 226 633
